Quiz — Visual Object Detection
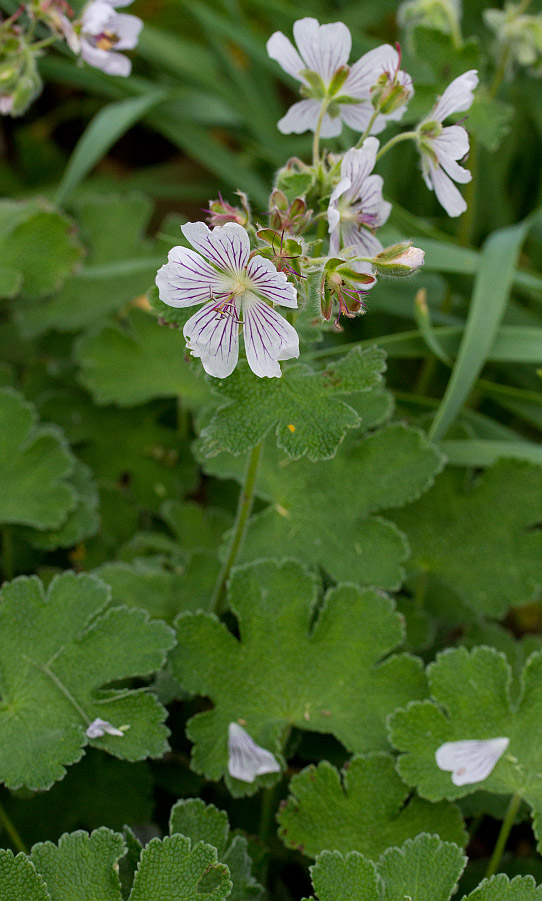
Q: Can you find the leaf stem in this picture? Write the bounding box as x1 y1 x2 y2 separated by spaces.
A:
210 440 263 615
485 791 522 878
375 130 418 161
0 799 27 854
355 108 379 149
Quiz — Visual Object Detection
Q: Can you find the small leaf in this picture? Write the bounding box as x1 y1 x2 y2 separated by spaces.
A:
129 835 232 901
309 850 381 901
377 834 466 901
171 559 427 796
24 461 100 551
30 828 125 901
278 753 466 859
0 850 49 901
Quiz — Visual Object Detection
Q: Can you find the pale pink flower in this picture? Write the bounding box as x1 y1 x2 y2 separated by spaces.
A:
156 222 299 379
228 723 281 783
435 737 509 786
86 717 125 738
417 70 478 217
77 0 143 76
267 18 412 136
327 138 391 256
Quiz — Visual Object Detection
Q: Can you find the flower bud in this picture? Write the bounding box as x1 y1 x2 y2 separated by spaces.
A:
398 0 462 36
328 64 350 97
269 191 310 233
371 69 413 114
320 258 376 326
373 242 425 276
207 191 250 227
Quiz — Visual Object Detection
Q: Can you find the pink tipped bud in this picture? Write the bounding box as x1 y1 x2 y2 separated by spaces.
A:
374 243 425 276
207 191 250 227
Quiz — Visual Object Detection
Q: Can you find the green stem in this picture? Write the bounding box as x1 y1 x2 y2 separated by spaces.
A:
355 108 379 149
2 526 13 581
312 100 330 168
485 791 522 878
0 800 27 854
210 440 263 615
375 131 418 161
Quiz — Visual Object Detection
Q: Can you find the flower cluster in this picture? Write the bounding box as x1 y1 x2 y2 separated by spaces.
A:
155 16 478 380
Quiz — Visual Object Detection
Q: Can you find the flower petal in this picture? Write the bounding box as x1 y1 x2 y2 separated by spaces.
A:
228 723 281 783
343 44 398 98
342 223 383 257
430 69 479 122
245 255 298 308
293 17 351 85
156 246 225 308
277 98 322 134
341 138 379 197
86 717 124 738
435 738 509 786
80 40 131 76
339 102 378 134
427 160 468 217
243 297 299 378
267 31 306 83
359 174 392 226
183 299 240 378
432 124 470 161
181 221 250 274
82 0 112 31
112 12 143 49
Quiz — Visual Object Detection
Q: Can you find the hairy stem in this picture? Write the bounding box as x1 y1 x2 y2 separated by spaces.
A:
355 108 379 149
0 800 27 854
210 440 263 615
375 130 418 161
312 100 330 168
485 791 522 878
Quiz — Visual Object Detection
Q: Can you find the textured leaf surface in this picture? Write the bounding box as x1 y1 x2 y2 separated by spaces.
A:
24 461 100 550
75 309 210 408
389 646 542 849
277 752 466 858
0 572 175 790
30 828 125 901
0 850 49 901
390 462 542 617
199 347 386 461
466 875 542 901
0 388 76 529
214 424 444 591
170 799 263 901
171 559 427 796
129 835 232 901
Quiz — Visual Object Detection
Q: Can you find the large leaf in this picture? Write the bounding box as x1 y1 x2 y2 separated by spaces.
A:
171 559 427 796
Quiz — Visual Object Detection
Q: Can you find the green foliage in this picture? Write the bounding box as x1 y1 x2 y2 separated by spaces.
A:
390 462 542 617
0 199 82 299
171 559 427 796
277 752 466 859
199 347 386 461
0 571 175 790
75 309 210 408
389 646 542 849
23 461 100 551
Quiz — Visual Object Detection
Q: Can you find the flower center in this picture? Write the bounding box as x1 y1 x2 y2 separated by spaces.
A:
94 29 117 50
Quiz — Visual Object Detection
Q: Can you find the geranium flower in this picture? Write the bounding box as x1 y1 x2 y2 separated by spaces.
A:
267 18 412 136
416 69 478 216
156 222 299 379
327 138 391 256
435 737 509 786
86 717 125 738
228 723 281 783
72 0 143 77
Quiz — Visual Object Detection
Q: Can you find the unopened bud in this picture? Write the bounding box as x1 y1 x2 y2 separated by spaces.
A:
373 243 425 276
207 191 250 227
371 71 413 114
328 64 350 96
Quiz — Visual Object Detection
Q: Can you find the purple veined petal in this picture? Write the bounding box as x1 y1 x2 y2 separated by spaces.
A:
432 124 470 162
245 255 298 309
327 176 351 250
340 138 379 198
80 39 131 76
359 173 392 227
339 102 377 134
111 12 143 49
342 223 384 257
293 17 352 85
183 299 240 378
343 43 398 98
155 246 225 308
437 152 472 185
266 30 307 83
242 296 300 378
181 221 250 275
319 111 345 139
435 737 509 787
86 717 125 738
430 69 479 122
329 175 352 210
426 159 467 217
277 98 322 135
228 723 281 783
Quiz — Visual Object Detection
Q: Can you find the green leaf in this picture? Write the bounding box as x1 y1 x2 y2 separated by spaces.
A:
0 199 82 298
388 646 542 850
468 92 514 152
211 423 444 591
277 753 466 859
0 388 76 530
0 571 175 790
389 461 542 617
0 850 49 901
308 850 381 901
54 92 170 207
30 828 125 901
199 347 386 461
466 875 542 901
75 309 210 408
169 799 263 901
0 266 22 299
129 835 232 901
171 559 427 796
23 461 100 551
428 217 533 442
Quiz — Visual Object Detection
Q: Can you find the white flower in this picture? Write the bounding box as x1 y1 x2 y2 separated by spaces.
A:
267 18 412 136
77 0 143 77
435 737 509 786
227 722 281 783
86 717 125 738
373 242 425 276
156 222 299 379
327 138 391 256
416 70 478 217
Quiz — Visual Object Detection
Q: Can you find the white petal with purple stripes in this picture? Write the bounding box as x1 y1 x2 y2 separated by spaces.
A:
183 299 240 379
245 255 298 308
155 246 226 308
182 221 250 275
243 296 300 378
228 722 281 783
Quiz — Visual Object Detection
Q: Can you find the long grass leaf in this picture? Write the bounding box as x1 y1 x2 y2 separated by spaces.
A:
440 440 542 466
